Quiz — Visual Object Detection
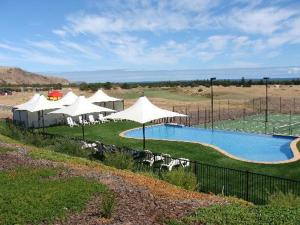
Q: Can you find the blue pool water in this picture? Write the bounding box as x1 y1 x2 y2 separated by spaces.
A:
123 124 296 162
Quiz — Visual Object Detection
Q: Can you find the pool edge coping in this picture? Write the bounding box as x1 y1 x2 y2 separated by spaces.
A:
120 124 300 165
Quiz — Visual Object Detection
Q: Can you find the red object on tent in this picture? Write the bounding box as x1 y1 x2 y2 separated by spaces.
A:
48 90 63 101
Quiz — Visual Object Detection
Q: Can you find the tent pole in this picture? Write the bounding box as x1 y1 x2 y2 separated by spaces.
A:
82 118 85 140
42 110 45 133
143 123 145 149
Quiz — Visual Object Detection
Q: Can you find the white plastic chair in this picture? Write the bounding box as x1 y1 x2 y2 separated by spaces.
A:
88 115 99 124
79 115 90 125
178 158 190 167
98 114 109 123
66 117 78 127
160 159 181 171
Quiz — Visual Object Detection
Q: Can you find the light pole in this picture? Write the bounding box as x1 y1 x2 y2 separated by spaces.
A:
210 77 216 130
263 77 269 133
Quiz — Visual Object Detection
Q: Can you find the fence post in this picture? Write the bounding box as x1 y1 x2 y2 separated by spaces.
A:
252 98 255 113
185 106 188 125
293 98 296 113
259 98 262 113
218 101 221 121
246 170 249 202
280 97 282 113
204 108 207 128
197 106 200 125
227 99 230 116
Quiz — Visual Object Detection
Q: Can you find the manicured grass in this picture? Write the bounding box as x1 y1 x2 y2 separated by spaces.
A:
168 204 300 225
45 121 300 180
0 167 106 225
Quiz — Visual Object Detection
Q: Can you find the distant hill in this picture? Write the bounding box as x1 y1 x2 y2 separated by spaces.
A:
0 67 69 85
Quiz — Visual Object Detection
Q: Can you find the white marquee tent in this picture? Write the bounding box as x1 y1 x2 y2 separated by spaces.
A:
50 96 115 139
106 96 187 149
56 91 78 106
15 95 62 131
88 89 123 111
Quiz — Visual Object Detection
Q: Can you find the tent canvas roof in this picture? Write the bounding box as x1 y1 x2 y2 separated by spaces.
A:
87 89 121 103
56 91 78 106
106 96 187 124
14 93 40 110
50 96 115 117
16 95 62 112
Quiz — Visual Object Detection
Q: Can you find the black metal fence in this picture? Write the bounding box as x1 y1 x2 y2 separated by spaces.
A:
95 142 300 205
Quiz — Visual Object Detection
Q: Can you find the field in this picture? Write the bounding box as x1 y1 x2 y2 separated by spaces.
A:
1 84 300 111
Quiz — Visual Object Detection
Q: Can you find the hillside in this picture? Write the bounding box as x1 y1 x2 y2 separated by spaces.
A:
0 66 69 85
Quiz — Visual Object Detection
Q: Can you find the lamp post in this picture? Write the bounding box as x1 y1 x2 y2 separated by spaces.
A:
263 77 269 133
210 77 216 130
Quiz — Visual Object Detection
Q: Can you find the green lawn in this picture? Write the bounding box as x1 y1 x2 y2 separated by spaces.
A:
45 121 300 180
0 167 106 225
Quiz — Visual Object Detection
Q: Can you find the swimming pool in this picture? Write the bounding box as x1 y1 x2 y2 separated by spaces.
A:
122 124 298 163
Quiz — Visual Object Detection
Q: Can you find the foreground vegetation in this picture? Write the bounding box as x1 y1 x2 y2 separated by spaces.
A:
44 121 300 180
0 167 106 225
2 122 300 224
168 203 300 225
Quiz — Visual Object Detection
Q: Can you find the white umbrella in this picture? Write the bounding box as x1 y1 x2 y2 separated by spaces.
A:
106 96 187 149
16 95 62 132
87 89 121 107
50 96 115 139
56 91 78 106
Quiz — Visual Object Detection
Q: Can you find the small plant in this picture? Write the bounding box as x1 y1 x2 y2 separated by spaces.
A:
101 191 115 219
268 191 300 208
103 152 134 170
161 167 198 191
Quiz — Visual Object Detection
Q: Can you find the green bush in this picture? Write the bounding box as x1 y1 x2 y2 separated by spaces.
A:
103 152 134 170
169 204 300 225
268 191 300 208
50 138 92 158
101 191 115 219
161 167 198 191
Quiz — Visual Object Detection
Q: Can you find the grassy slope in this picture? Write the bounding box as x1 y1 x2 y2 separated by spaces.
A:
46 121 300 180
0 166 106 225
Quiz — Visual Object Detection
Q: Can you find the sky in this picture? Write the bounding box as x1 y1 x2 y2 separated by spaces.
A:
1 0 300 81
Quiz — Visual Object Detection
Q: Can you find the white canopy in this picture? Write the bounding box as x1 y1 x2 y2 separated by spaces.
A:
50 96 115 117
14 93 40 110
56 91 78 106
88 89 121 103
106 96 187 124
16 95 62 112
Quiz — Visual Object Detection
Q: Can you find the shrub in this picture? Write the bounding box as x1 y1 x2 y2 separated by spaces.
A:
101 191 115 219
50 138 92 158
103 152 134 170
161 167 198 191
268 191 300 208
169 204 300 225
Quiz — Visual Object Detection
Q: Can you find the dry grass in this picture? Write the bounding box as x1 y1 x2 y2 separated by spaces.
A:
1 85 299 118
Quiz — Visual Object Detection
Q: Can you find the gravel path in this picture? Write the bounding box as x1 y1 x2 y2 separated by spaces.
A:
0 142 227 225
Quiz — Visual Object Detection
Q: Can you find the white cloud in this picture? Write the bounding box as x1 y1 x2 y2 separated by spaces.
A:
227 7 297 35
27 40 62 53
61 41 101 59
53 29 67 37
